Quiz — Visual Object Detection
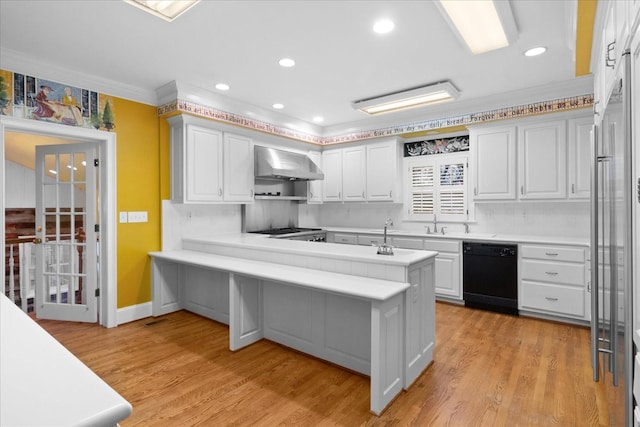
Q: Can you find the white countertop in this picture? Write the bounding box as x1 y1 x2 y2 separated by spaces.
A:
324 227 590 247
0 295 132 427
150 250 410 301
183 233 438 266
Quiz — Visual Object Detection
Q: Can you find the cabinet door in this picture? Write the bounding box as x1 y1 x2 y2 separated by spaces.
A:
223 133 254 202
471 126 517 200
186 124 224 202
307 151 323 204
518 120 567 199
342 146 366 201
367 141 397 201
322 149 343 201
568 116 593 199
434 253 461 299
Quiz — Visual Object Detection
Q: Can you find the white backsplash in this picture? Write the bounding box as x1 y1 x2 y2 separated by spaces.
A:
300 201 590 239
162 200 241 250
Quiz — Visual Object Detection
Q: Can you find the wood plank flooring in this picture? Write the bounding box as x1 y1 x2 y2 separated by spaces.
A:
35 302 612 426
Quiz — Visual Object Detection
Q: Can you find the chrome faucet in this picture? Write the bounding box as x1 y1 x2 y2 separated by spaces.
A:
383 218 393 244
432 214 438 234
464 223 470 234
377 218 394 255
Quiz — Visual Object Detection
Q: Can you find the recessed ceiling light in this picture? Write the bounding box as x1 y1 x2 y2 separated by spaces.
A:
373 19 395 34
524 46 546 57
279 58 296 67
215 83 230 91
313 116 324 123
273 103 284 109
49 169 57 175
123 0 200 22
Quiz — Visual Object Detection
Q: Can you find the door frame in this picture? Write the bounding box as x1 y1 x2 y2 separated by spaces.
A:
1 116 117 327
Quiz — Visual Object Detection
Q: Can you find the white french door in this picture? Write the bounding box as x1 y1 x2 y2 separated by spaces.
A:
34 142 99 322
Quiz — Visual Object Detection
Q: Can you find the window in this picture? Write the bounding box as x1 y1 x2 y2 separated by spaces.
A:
405 153 468 221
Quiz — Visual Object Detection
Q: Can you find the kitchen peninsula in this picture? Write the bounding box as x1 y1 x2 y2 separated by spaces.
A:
150 235 437 415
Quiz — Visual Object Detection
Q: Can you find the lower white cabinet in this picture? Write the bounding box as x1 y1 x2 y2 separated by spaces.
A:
519 244 588 320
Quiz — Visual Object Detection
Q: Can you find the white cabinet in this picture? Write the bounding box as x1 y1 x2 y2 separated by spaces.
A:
322 149 343 202
367 140 400 202
223 133 254 202
519 244 588 320
392 236 462 300
470 125 517 200
568 116 593 199
517 120 567 199
307 151 323 204
342 146 367 201
168 114 253 204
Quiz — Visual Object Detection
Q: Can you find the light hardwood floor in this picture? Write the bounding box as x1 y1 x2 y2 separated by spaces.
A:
36 302 612 426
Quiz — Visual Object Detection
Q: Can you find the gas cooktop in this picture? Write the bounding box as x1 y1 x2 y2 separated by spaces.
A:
249 227 322 236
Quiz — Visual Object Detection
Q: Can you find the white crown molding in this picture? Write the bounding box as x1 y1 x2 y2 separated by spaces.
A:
0 48 158 106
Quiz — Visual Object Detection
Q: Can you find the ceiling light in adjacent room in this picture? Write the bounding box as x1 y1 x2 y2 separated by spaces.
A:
524 46 547 57
215 83 230 91
279 58 296 67
124 0 200 22
273 103 284 109
352 81 460 115
313 116 324 123
373 19 395 34
436 0 517 54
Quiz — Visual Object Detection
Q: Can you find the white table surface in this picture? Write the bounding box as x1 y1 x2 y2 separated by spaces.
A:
0 295 132 427
150 249 412 301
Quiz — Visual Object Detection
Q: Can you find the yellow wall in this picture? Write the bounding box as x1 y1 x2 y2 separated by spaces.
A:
113 97 161 308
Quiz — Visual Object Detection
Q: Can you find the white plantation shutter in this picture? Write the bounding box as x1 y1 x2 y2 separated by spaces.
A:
406 154 468 220
410 164 434 215
439 162 466 217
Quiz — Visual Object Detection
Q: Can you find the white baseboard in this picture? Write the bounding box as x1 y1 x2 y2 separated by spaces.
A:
116 302 153 325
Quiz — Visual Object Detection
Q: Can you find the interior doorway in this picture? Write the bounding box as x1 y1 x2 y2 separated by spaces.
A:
1 116 117 327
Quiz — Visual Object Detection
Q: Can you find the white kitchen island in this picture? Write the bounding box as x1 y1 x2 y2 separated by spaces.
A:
150 234 437 415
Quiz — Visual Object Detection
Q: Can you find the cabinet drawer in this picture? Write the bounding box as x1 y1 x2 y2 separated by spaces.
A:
521 259 585 286
391 237 424 250
423 239 459 253
357 234 383 246
521 245 585 263
520 281 585 317
333 233 357 245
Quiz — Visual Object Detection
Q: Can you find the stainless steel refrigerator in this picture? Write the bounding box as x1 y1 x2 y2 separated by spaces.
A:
591 48 634 426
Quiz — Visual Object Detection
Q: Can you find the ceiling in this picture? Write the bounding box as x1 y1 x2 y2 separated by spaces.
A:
0 0 593 136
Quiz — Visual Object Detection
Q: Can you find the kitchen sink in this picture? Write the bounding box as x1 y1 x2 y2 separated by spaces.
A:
442 233 496 239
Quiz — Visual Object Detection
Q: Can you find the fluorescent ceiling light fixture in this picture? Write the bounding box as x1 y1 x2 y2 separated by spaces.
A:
352 81 460 115
124 0 200 22
524 46 546 57
279 58 296 67
272 103 284 109
215 83 230 91
436 0 517 54
373 19 395 34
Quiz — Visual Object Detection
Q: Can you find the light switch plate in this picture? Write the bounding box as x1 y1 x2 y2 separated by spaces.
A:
128 211 148 223
119 212 128 223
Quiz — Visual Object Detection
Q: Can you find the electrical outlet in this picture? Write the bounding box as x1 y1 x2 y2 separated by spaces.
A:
119 212 128 223
128 211 148 223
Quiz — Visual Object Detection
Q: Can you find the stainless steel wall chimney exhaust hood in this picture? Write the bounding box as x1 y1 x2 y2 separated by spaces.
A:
254 146 324 181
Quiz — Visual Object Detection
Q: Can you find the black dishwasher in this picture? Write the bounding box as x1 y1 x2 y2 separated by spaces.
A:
463 242 518 315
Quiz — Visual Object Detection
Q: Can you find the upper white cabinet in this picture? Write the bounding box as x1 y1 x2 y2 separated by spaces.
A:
366 140 400 202
567 116 594 199
470 125 517 200
517 120 567 200
307 150 323 204
321 138 401 203
342 146 367 201
223 133 254 202
168 114 254 204
322 149 343 202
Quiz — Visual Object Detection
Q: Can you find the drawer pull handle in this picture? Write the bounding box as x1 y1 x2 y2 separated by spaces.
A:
545 252 559 256
545 297 559 302
545 271 559 275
